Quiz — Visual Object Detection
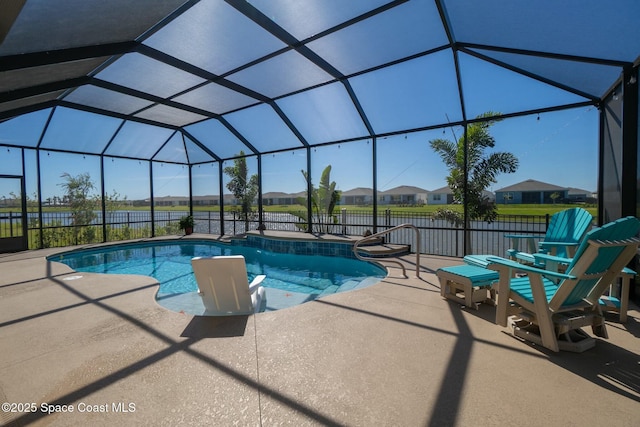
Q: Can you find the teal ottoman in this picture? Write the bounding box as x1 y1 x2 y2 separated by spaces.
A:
437 264 499 309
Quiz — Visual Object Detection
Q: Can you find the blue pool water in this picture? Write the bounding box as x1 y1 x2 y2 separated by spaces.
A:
48 240 386 313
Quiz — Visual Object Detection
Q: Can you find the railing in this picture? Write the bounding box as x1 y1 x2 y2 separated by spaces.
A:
19 207 554 255
0 212 23 238
24 210 184 248
353 223 421 278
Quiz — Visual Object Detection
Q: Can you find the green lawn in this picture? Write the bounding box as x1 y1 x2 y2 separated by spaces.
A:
495 204 597 216
262 203 597 217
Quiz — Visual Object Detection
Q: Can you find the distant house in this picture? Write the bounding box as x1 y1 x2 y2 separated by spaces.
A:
427 186 454 205
262 192 300 206
427 186 494 205
223 194 241 205
340 187 374 205
379 185 428 205
193 195 218 206
494 179 568 204
567 187 595 203
287 191 307 204
153 196 188 206
153 195 239 206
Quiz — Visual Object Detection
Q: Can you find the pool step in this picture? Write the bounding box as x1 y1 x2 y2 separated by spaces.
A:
354 243 410 258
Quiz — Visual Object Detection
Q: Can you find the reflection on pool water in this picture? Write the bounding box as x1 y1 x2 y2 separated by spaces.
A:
48 240 387 314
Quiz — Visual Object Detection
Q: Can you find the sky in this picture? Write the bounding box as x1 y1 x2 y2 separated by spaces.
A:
0 43 601 203
0 104 599 203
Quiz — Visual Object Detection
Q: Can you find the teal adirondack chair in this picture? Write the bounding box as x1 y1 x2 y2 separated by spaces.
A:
506 207 593 264
488 216 640 352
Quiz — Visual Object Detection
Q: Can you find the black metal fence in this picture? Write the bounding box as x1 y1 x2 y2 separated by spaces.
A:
195 209 550 258
5 208 552 257
0 211 23 238
16 210 183 248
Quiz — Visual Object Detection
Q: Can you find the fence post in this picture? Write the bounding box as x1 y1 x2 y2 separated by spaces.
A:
341 208 347 235
385 209 390 228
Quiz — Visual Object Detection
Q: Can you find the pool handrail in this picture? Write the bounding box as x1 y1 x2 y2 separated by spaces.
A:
353 223 420 278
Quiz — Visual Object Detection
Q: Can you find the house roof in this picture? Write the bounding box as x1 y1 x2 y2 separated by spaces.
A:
380 185 428 195
495 179 567 192
340 187 373 196
567 187 594 195
430 186 453 194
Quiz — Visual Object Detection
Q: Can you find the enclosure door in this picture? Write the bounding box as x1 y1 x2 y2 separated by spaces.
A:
0 176 27 253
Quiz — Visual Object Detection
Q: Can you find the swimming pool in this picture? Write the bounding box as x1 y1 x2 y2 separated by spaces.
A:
48 240 387 314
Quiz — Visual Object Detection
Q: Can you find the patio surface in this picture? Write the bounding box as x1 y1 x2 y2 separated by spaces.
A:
0 235 639 426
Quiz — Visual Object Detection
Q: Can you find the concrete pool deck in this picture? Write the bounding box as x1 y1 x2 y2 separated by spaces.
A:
1 234 639 426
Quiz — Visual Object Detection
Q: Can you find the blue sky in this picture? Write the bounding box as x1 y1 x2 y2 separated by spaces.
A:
0 50 600 202
0 104 598 202
4 0 637 206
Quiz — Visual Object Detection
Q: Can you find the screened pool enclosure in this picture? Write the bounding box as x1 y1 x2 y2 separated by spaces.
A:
1 0 639 256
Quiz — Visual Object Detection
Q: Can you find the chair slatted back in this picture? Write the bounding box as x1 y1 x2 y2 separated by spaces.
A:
191 255 254 315
544 207 593 257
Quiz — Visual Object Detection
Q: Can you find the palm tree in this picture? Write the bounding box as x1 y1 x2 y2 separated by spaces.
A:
430 112 518 253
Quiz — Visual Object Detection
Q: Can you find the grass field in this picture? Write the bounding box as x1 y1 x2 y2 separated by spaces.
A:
262 203 597 217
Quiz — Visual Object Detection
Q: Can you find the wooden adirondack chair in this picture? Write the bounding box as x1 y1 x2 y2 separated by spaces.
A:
489 216 640 352
506 207 593 265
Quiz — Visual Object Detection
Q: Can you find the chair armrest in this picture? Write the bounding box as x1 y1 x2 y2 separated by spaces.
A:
249 275 266 293
504 234 540 253
504 234 539 239
539 241 579 249
485 256 576 280
532 252 571 265
487 256 572 328
538 241 580 257
622 267 637 276
532 253 572 278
